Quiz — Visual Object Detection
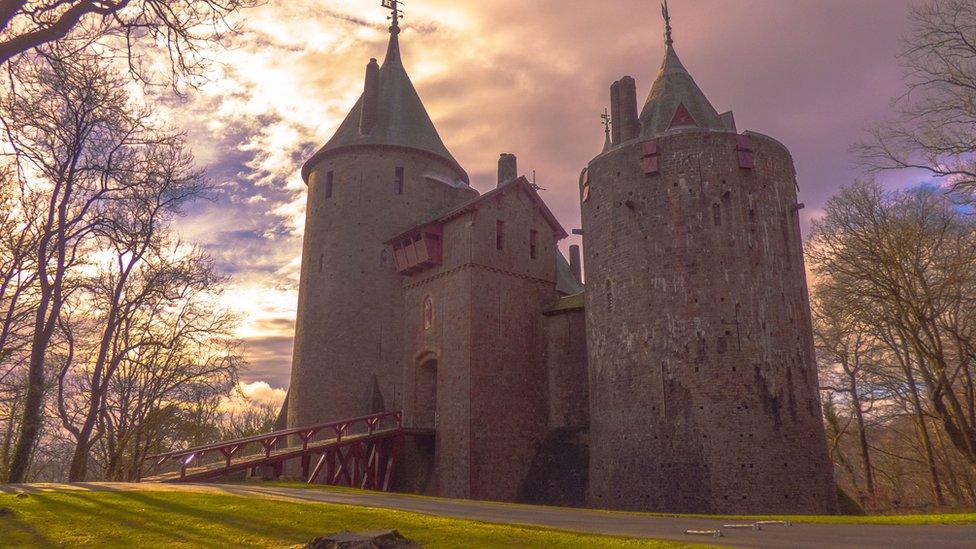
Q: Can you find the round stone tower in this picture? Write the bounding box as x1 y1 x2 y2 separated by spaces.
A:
288 20 477 430
580 9 837 514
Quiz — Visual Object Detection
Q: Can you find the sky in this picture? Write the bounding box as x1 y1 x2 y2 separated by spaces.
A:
171 0 924 393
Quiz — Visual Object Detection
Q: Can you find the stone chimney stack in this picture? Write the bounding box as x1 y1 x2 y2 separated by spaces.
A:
360 58 380 134
569 245 582 284
618 76 641 141
497 153 518 187
609 80 622 145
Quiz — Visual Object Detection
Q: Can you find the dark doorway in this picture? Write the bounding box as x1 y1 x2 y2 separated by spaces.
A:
415 359 437 429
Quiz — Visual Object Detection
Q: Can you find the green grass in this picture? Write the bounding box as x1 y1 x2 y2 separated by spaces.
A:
257 481 976 526
0 490 699 548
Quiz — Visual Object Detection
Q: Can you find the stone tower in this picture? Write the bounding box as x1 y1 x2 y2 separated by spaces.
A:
580 8 838 514
287 16 477 430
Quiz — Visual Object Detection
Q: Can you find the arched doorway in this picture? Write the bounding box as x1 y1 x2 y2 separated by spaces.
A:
415 358 437 429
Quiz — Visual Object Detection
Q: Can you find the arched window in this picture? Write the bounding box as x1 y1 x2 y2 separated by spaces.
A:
423 296 434 330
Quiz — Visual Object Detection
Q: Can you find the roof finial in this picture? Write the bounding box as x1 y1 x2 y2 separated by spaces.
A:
601 108 612 151
662 0 673 46
382 0 403 34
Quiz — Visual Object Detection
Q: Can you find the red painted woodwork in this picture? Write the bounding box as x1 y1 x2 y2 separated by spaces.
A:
668 102 698 129
736 135 755 169
142 411 409 492
642 140 658 157
392 224 443 274
642 156 660 175
641 139 660 175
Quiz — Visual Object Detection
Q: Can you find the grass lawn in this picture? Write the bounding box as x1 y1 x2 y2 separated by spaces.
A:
258 481 976 526
0 489 702 548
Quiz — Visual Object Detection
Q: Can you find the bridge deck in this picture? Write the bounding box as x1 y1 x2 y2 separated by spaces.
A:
143 428 401 483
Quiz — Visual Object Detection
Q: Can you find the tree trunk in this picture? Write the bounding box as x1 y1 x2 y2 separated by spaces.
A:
901 341 946 506
849 375 875 495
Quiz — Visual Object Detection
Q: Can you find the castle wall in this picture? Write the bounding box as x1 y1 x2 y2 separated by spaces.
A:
399 185 557 501
544 308 589 430
581 131 837 514
288 149 476 432
401 216 475 498
467 190 556 502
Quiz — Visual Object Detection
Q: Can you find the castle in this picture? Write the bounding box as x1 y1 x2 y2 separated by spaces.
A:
285 3 838 514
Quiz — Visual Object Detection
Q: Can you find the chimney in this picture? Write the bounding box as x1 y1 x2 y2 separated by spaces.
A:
610 80 622 145
497 153 518 187
359 58 380 134
569 245 582 284
618 76 641 141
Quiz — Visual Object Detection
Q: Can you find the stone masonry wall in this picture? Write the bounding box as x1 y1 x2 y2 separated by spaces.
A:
544 308 589 430
400 185 558 501
289 148 477 433
581 130 838 514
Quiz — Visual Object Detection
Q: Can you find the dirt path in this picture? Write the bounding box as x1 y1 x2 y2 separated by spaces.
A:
3 483 974 548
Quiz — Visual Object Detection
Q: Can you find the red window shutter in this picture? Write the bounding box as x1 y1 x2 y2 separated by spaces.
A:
642 140 658 157
736 135 754 169
641 139 660 175
737 151 754 169
642 156 659 175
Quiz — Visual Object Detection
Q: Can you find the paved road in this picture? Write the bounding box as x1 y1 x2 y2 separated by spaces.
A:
3 483 975 548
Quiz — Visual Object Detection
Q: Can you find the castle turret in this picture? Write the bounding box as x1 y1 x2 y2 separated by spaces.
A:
580 4 837 514
288 15 477 431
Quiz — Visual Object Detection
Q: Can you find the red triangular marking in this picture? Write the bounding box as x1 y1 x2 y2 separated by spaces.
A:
669 103 698 129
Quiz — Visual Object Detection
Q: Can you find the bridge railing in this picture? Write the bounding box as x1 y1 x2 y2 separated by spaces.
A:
144 411 403 480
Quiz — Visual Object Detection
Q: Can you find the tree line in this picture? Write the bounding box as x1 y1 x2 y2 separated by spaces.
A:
0 0 262 482
810 0 976 511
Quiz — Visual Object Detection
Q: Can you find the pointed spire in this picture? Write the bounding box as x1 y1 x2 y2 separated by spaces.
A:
383 0 402 67
638 1 730 138
302 1 469 184
662 0 673 46
601 109 612 152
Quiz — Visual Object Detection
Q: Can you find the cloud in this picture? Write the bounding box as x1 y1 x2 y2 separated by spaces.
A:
168 0 922 392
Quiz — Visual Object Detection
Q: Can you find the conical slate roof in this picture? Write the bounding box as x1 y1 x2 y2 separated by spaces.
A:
302 27 468 183
639 31 728 138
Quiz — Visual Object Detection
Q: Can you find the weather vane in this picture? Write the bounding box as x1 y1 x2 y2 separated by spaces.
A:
662 0 673 46
601 108 611 136
382 0 404 30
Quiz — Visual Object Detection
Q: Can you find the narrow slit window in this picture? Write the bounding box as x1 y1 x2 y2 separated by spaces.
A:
712 203 721 226
325 171 334 198
496 220 505 251
394 167 404 195
529 229 538 259
318 254 325 273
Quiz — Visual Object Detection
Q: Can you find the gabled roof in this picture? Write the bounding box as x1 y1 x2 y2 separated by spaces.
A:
639 23 730 138
302 26 468 183
386 176 569 244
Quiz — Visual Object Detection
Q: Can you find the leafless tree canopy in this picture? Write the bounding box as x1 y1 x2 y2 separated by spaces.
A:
809 180 976 510
0 0 256 85
856 0 976 201
0 50 246 483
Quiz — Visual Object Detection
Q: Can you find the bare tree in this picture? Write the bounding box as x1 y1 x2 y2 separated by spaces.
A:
90 246 241 481
813 281 884 497
54 142 206 481
0 0 256 85
0 49 164 482
856 0 976 201
809 181 976 468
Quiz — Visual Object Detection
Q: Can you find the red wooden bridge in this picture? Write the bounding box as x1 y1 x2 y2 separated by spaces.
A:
142 411 410 491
